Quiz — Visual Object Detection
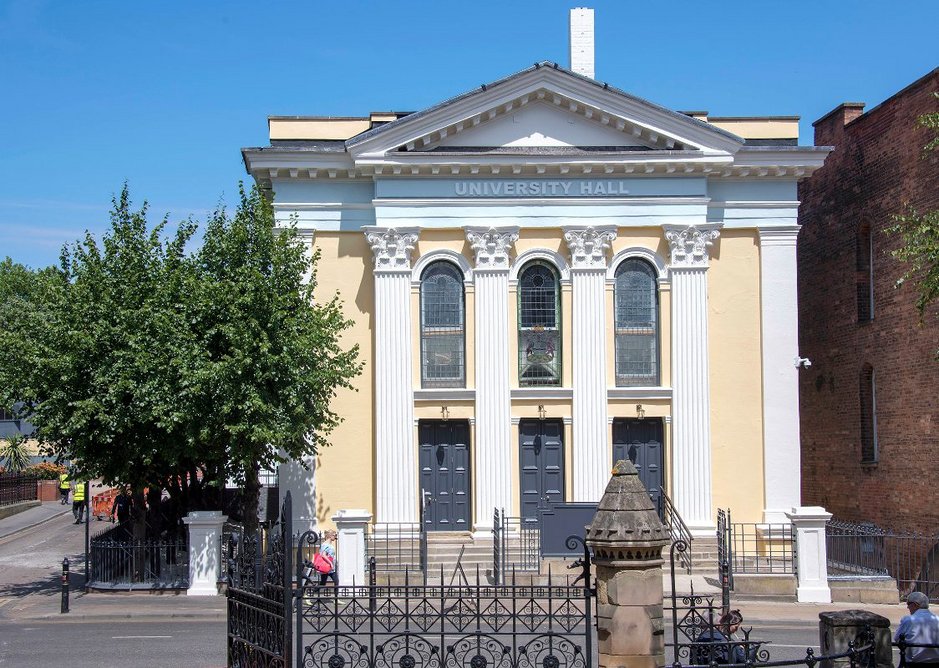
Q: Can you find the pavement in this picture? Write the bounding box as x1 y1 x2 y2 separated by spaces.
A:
0 503 910 628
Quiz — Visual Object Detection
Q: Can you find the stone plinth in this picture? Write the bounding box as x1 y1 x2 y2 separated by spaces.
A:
183 510 227 596
587 460 671 668
819 610 892 668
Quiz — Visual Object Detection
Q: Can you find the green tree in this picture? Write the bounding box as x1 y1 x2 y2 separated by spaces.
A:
188 185 361 535
0 432 31 473
887 96 939 357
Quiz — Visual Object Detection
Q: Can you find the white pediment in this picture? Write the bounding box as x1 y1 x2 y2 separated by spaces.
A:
432 101 651 149
347 63 745 161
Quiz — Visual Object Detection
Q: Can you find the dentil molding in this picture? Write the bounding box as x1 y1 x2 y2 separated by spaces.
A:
663 224 722 268
562 225 618 269
363 227 420 271
465 226 520 270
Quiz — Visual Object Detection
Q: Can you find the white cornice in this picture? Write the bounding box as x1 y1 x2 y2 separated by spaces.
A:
608 387 673 399
413 389 476 402
510 388 573 400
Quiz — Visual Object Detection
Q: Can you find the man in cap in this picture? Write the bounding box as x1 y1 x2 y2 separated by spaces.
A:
896 592 939 666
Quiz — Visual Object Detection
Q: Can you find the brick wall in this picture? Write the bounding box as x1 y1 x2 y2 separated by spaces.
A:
798 68 939 533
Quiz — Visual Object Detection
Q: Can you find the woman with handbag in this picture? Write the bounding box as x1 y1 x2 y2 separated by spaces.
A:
313 529 338 588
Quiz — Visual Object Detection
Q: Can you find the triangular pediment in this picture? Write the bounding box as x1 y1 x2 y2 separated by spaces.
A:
347 63 745 161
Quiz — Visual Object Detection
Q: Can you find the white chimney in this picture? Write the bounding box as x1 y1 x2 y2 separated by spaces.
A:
569 7 595 79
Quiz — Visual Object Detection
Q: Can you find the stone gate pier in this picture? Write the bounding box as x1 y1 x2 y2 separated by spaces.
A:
587 459 671 668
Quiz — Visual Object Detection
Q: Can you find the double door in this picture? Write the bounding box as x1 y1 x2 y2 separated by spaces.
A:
419 420 471 531
518 419 565 522
612 418 664 517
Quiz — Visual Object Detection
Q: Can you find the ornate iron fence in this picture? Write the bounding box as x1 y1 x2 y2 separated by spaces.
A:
0 473 38 506
715 512 796 576
226 493 292 668
295 531 594 668
366 522 425 577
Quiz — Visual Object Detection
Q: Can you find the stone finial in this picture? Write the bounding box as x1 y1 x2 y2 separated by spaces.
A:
586 459 670 565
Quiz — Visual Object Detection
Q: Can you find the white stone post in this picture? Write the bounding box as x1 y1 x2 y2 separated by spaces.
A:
564 225 617 502
466 226 518 532
183 510 227 596
364 227 420 524
332 509 372 586
787 506 833 603
664 224 721 534
759 227 803 523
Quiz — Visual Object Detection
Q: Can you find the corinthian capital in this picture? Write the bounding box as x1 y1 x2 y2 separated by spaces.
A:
664 225 722 268
465 226 519 270
363 227 420 271
563 225 618 269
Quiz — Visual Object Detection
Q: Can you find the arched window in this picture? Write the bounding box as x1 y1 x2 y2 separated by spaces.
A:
856 223 874 322
420 261 465 388
518 261 561 386
614 259 659 386
859 363 878 463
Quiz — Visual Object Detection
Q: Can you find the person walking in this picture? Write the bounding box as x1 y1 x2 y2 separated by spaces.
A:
896 592 939 666
71 481 86 524
58 472 70 505
317 530 339 588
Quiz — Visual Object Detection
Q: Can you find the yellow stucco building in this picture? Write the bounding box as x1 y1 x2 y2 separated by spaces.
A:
243 58 828 541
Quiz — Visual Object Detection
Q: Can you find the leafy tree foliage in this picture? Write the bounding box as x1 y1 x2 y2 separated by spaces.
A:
887 97 939 357
0 433 31 472
0 184 361 535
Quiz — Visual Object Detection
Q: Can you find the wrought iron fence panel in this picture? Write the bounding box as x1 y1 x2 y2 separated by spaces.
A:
88 521 188 590
297 549 592 668
662 489 693 574
492 509 540 584
0 473 38 506
722 521 795 575
367 522 425 575
226 493 292 668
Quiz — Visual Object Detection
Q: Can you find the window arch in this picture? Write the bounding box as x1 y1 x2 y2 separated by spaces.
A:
518 261 561 386
614 258 659 386
420 261 465 388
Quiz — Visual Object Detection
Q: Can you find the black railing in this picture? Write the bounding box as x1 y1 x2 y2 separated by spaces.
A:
718 514 796 575
662 488 693 573
366 522 425 575
827 518 939 600
896 635 939 668
88 525 188 590
0 473 38 507
492 507 540 584
717 508 734 589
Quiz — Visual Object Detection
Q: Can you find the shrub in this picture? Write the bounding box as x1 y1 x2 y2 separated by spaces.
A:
23 461 66 480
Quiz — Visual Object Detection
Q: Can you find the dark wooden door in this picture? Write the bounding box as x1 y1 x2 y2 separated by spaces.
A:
519 419 564 522
612 418 664 518
419 420 471 531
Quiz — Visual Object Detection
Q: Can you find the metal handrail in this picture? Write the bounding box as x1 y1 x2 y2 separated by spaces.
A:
662 487 694 573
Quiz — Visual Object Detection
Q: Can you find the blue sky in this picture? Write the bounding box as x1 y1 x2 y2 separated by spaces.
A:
1 0 936 268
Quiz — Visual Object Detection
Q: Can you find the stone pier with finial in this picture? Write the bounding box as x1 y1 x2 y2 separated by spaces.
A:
587 459 672 668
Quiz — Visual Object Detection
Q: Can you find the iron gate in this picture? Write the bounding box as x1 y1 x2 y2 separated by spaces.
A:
295 532 594 668
226 492 293 668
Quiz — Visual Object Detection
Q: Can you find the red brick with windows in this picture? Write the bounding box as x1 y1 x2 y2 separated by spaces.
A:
798 68 939 532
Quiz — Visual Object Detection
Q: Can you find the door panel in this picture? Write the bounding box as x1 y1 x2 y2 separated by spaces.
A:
612 418 664 518
419 420 471 531
519 419 565 522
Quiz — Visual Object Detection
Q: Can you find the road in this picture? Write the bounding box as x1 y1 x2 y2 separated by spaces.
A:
0 619 226 667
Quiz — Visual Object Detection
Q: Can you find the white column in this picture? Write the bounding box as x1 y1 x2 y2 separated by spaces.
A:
786 506 832 603
564 226 617 502
364 227 420 524
466 227 519 532
665 224 721 533
759 227 803 523
281 228 319 535
183 510 227 596
332 509 372 586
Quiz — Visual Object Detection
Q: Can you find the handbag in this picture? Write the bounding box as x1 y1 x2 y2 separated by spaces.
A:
313 552 334 574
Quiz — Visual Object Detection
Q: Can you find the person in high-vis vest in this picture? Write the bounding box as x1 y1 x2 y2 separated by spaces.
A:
58 472 70 505
71 481 86 524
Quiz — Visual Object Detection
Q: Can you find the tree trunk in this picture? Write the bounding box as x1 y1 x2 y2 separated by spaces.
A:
242 461 261 538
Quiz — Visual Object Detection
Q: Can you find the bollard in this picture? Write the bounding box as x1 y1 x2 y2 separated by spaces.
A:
60 557 70 614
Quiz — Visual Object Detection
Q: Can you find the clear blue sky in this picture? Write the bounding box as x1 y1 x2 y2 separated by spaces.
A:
1 0 936 268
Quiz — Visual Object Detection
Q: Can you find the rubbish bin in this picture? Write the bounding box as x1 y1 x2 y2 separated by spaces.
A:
819 609 891 668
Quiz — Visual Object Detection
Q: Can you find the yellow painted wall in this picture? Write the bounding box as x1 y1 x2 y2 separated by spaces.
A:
708 230 765 522
310 232 376 527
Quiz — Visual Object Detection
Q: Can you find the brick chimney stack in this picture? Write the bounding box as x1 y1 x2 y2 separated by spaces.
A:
569 7 595 79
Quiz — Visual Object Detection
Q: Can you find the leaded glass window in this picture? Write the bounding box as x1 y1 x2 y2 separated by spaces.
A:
518 262 561 386
614 259 658 386
420 262 465 388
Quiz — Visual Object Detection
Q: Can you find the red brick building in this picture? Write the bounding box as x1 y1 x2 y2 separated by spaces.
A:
798 68 939 532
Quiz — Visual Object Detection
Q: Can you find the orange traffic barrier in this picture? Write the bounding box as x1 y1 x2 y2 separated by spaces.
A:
91 488 118 521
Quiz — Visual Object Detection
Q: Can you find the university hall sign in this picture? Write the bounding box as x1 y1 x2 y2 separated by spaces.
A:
454 179 630 197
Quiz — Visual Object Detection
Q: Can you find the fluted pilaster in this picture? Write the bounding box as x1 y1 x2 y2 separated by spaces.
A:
564 225 617 502
665 224 720 532
365 226 420 524
466 226 518 530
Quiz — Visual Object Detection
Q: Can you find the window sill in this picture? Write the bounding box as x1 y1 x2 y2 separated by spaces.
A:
607 387 672 399
414 389 475 401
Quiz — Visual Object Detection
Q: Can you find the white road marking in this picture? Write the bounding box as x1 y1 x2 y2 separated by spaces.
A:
111 635 173 639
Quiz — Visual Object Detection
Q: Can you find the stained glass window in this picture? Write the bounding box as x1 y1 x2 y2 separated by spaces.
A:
614 259 658 386
518 262 561 386
420 261 465 387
